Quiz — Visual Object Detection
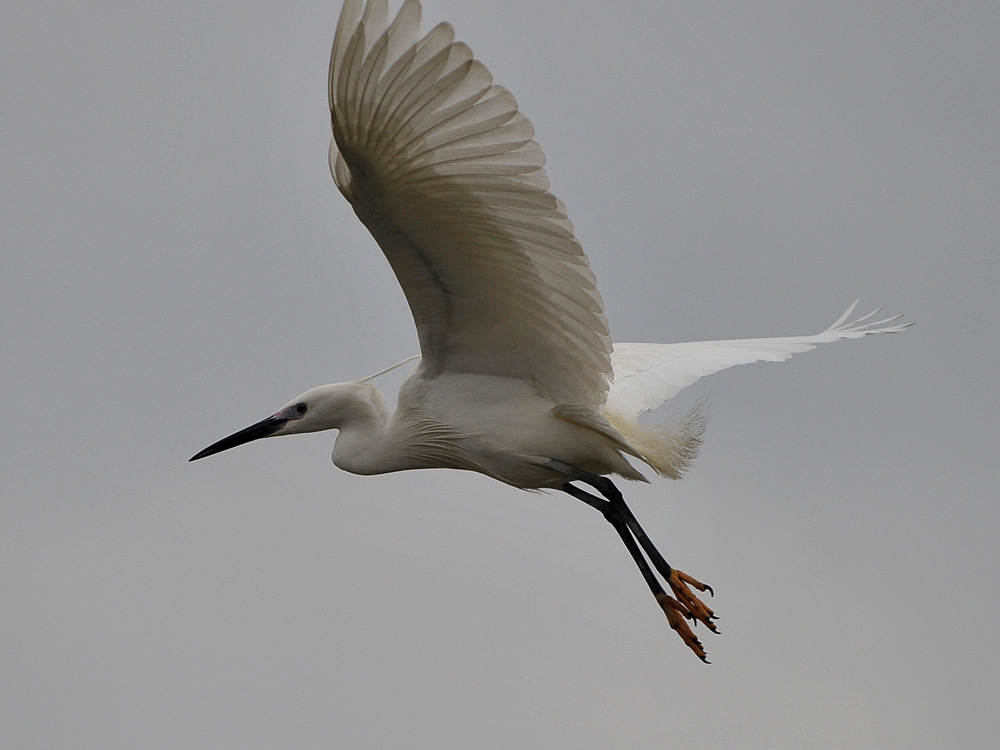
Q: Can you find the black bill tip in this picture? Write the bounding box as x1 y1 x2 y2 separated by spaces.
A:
189 414 286 461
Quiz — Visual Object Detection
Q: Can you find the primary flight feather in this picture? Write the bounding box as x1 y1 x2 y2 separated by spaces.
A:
330 0 611 411
192 0 909 662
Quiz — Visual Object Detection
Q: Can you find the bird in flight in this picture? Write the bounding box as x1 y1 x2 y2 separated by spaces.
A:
192 0 909 662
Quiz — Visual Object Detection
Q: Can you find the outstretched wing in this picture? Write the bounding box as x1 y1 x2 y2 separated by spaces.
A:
329 0 611 410
607 302 911 418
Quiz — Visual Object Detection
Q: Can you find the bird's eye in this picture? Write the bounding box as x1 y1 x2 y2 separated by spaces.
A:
295 402 307 415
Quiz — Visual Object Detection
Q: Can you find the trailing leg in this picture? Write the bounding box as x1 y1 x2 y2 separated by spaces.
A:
561 482 714 661
550 461 719 662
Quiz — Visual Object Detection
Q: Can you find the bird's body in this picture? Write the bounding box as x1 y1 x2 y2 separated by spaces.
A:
324 369 646 487
192 0 909 661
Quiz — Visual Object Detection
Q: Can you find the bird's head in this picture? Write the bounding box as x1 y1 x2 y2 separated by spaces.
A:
189 382 388 461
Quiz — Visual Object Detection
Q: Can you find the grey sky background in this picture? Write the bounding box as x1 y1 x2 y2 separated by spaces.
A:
3 1 997 747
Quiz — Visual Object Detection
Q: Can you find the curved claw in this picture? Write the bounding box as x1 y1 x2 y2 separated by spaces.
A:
668 569 719 635
656 593 710 663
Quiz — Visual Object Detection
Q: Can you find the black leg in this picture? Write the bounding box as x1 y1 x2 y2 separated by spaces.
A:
562 483 664 599
546 461 672 576
548 460 718 662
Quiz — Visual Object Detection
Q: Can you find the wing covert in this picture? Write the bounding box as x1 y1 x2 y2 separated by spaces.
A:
329 0 611 410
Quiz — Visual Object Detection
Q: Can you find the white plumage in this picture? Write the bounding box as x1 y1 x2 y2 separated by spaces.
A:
192 0 909 662
607 301 909 418
330 0 610 412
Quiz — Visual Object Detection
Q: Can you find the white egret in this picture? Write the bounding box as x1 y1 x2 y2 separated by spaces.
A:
192 0 909 662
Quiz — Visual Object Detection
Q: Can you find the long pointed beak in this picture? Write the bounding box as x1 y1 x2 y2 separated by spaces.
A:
189 414 287 461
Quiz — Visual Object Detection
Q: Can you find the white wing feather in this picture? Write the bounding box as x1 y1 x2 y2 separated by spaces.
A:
607 302 911 418
329 0 611 410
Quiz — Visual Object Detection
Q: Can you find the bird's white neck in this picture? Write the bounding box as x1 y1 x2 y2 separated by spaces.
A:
331 412 396 476
311 382 419 476
283 378 475 477
279 381 396 475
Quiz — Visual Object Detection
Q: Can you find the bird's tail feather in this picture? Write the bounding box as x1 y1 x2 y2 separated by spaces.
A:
603 401 707 480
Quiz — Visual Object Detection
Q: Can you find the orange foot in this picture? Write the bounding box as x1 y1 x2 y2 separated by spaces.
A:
655 569 719 662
